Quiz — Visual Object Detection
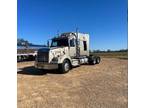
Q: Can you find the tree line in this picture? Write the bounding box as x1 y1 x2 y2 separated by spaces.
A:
90 49 128 53
17 38 47 47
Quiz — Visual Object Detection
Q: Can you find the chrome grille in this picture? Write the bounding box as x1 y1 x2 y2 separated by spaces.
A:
37 48 49 62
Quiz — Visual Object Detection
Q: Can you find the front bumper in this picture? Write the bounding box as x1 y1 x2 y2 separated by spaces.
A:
35 62 58 70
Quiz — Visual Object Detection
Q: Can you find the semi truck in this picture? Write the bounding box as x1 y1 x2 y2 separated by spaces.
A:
35 32 100 73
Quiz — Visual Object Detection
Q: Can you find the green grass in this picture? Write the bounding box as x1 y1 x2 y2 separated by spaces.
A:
90 52 128 59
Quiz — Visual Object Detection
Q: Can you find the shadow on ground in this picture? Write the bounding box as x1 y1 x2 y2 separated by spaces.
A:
17 66 61 75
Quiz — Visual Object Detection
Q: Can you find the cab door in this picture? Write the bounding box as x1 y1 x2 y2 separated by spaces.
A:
69 38 76 57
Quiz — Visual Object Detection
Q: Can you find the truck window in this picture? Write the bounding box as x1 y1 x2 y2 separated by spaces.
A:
70 39 75 47
83 41 87 51
51 38 68 47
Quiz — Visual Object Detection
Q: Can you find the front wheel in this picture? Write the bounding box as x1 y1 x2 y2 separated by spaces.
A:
59 60 71 73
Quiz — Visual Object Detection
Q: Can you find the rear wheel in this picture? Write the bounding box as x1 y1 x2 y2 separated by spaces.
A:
92 58 96 65
96 57 101 64
89 56 100 65
59 59 71 73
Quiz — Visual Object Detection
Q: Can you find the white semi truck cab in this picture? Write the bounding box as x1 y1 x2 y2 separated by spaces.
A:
35 32 100 73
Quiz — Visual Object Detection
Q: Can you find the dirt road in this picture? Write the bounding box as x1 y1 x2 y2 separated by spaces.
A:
17 58 128 108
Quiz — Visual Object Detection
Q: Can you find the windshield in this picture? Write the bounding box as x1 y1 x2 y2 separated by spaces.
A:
51 38 68 47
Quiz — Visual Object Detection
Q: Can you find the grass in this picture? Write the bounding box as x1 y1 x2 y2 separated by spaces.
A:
90 52 128 59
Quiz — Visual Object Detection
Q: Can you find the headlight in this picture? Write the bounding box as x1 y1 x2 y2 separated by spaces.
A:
50 57 58 64
52 57 58 61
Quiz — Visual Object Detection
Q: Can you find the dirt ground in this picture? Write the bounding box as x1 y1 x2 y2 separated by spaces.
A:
17 58 128 108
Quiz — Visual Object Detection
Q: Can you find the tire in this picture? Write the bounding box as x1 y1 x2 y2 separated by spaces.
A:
21 56 24 61
96 57 101 64
59 59 71 73
89 56 100 65
92 58 96 65
88 56 96 65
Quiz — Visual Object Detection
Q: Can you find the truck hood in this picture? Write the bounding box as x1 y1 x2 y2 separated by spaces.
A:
49 47 68 55
49 47 69 57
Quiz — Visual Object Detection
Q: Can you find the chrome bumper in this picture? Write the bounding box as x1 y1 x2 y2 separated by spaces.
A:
35 62 58 70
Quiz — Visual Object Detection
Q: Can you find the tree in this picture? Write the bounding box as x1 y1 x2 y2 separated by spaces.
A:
107 49 111 52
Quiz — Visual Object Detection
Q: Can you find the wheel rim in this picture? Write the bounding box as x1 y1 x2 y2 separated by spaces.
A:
64 62 69 71
93 59 96 64
97 58 100 63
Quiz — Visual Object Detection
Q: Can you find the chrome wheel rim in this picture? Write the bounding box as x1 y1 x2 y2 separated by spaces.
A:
97 58 100 63
64 62 69 71
93 59 96 64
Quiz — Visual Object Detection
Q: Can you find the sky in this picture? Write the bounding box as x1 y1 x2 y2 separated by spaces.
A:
17 0 128 50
